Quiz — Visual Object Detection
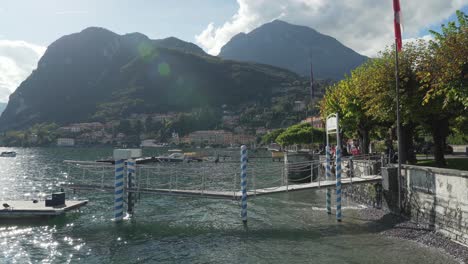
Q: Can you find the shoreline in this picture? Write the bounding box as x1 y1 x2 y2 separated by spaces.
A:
358 207 468 264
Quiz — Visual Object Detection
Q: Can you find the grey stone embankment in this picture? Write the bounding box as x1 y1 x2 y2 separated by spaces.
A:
358 207 468 264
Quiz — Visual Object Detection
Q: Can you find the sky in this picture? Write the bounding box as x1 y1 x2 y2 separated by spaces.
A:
0 0 467 103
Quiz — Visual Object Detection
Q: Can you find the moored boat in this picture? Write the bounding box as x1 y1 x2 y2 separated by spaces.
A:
0 151 16 157
157 152 185 162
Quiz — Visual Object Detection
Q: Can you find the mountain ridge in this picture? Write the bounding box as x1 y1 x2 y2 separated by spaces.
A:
0 27 300 131
0 102 6 114
219 19 368 79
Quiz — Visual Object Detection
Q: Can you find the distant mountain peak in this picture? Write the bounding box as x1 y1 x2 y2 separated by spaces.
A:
79 26 117 36
153 37 207 56
269 19 291 25
124 32 150 40
219 20 367 79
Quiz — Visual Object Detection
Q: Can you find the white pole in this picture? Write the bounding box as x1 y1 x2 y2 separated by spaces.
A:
240 145 248 223
326 139 331 214
283 152 288 185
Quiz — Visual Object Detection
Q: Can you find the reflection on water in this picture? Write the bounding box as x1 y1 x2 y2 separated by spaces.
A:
0 147 457 263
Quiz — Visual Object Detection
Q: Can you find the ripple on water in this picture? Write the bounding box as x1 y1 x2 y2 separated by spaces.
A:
0 147 459 263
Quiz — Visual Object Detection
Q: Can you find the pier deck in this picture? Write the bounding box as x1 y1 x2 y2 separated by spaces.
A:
0 200 88 218
67 175 381 200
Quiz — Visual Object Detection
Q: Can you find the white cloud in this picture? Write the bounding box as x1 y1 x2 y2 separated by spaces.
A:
0 40 46 102
196 0 468 57
403 34 434 45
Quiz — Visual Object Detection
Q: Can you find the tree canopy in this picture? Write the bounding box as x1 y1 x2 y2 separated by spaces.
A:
320 10 467 166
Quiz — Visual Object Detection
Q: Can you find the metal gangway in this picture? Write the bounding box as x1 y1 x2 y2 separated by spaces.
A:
62 149 383 222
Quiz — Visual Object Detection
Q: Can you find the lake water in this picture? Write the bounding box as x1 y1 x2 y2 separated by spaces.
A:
0 147 458 263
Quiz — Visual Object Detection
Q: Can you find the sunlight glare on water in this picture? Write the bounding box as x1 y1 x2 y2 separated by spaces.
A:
0 147 458 263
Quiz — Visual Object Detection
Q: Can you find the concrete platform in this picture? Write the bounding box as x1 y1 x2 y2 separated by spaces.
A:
0 200 88 218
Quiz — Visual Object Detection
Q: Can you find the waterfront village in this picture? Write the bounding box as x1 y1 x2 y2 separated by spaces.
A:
51 111 324 148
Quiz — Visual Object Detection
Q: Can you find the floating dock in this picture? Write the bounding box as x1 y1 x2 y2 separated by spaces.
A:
0 200 88 218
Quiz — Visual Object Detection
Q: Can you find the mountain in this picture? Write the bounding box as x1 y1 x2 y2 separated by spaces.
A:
219 20 368 79
154 37 207 56
0 27 299 131
0 102 6 114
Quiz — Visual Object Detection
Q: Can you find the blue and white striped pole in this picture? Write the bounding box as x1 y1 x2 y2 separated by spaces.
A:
335 114 342 222
127 159 136 214
325 146 332 214
114 159 125 221
335 147 342 221
240 145 248 223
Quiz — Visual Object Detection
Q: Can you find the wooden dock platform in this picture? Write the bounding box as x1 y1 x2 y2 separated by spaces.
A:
0 200 88 218
67 175 381 200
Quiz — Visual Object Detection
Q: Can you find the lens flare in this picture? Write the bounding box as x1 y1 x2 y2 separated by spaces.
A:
158 63 171 76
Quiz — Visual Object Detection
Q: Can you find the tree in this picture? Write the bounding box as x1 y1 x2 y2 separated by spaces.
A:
320 67 376 154
318 10 467 167
422 10 468 109
361 41 431 163
276 123 325 146
416 10 468 166
261 128 285 145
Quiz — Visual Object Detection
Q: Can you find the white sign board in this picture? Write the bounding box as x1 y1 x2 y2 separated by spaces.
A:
326 116 337 132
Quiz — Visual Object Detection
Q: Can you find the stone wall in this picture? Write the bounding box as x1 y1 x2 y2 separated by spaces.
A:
345 165 468 246
401 165 468 245
342 183 383 208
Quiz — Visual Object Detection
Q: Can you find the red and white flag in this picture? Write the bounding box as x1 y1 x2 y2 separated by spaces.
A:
393 0 403 51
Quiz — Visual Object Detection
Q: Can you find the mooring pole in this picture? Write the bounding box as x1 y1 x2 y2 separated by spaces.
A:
240 145 248 223
127 159 136 215
114 159 125 221
335 114 342 222
283 151 288 185
113 149 141 222
325 144 332 214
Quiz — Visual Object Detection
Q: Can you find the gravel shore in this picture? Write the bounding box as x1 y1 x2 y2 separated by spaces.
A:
358 208 468 264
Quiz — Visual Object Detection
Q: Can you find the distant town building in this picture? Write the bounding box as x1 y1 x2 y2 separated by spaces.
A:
59 122 104 133
140 139 167 147
187 130 255 146
188 130 229 145
57 138 75 147
152 113 178 122
302 116 324 129
233 126 247 134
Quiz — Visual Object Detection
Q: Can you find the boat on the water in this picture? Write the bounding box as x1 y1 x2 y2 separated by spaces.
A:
157 152 206 163
0 151 16 157
168 149 182 152
95 152 204 164
157 152 185 162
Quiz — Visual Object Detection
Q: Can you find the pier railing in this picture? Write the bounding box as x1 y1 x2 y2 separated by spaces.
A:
62 150 384 223
63 153 383 197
